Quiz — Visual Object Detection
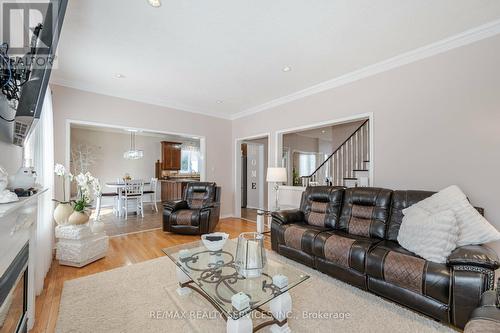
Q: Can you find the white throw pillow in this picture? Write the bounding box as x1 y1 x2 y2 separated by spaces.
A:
403 185 500 246
398 209 458 263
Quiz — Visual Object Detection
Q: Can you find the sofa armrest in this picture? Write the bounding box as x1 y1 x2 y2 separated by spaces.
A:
447 245 500 270
271 209 304 225
200 202 220 211
163 200 189 212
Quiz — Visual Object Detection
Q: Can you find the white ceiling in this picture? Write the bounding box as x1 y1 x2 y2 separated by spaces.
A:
50 0 500 119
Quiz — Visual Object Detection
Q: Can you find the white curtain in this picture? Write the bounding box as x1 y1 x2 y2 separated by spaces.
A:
25 88 55 295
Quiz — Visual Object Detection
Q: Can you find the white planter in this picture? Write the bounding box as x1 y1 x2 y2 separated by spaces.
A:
53 203 73 225
68 211 90 225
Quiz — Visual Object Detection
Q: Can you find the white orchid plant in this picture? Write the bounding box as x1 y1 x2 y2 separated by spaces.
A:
54 163 73 203
54 164 101 213
73 172 101 213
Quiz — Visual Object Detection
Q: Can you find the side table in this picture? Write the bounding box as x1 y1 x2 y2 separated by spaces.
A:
55 224 109 268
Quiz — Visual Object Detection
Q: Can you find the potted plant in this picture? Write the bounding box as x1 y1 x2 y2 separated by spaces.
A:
53 164 74 225
68 172 101 225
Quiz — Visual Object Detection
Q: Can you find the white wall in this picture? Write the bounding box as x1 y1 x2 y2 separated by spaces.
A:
51 85 233 216
232 34 500 252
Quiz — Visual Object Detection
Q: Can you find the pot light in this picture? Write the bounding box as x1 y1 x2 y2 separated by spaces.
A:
115 73 125 79
148 0 161 7
216 100 223 104
282 66 292 72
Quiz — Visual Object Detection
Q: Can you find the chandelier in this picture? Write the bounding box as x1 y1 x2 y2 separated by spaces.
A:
123 131 144 160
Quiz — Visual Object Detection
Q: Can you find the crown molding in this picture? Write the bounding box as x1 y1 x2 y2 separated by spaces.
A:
230 18 500 120
49 78 232 120
51 19 500 122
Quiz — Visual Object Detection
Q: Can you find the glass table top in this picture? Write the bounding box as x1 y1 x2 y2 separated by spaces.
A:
163 239 309 320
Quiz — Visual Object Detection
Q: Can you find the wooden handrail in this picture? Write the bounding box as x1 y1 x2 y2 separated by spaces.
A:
302 119 369 179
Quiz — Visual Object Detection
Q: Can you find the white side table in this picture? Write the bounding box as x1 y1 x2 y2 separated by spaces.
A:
55 225 109 268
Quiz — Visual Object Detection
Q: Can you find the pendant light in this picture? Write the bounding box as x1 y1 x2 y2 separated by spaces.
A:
123 130 144 160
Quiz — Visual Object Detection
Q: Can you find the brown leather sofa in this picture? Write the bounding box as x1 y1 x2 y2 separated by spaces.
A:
271 186 499 329
163 182 221 235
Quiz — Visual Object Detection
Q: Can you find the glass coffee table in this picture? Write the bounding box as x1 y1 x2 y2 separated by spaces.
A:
163 240 309 333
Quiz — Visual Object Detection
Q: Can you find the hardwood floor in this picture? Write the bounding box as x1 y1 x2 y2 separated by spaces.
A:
241 207 258 221
92 207 162 237
32 218 270 333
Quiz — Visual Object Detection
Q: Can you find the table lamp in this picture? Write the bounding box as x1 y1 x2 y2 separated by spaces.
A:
266 167 287 211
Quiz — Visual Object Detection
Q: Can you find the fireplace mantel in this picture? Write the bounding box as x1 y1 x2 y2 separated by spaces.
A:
0 188 48 330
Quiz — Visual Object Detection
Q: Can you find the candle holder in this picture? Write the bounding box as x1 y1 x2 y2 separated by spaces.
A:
235 232 267 278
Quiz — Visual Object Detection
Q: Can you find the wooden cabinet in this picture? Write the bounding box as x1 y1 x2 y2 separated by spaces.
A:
161 181 189 202
161 141 182 170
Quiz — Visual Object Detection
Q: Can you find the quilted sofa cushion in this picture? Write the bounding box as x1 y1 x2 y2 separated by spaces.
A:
313 230 380 274
366 241 451 304
171 209 202 226
278 223 328 255
300 186 344 229
338 187 393 239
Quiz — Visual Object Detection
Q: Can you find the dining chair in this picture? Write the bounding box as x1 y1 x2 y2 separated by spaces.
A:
143 178 158 212
94 192 118 221
122 180 144 219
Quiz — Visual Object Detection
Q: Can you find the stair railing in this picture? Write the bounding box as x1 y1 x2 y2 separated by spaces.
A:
301 119 370 187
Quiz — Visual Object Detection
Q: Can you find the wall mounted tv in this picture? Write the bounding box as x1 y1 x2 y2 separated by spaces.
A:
0 0 68 146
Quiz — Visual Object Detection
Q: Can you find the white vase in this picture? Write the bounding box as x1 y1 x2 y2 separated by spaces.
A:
68 211 90 225
53 203 74 225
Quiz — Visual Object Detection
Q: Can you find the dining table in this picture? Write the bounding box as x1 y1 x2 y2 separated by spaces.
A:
105 181 151 217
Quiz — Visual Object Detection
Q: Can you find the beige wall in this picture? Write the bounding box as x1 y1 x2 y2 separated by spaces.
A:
232 34 500 252
70 127 165 196
50 33 500 255
51 85 233 216
283 133 318 153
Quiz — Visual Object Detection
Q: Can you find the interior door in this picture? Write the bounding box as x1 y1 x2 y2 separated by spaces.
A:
246 143 264 209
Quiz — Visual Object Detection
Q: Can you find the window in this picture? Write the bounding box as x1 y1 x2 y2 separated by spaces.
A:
180 149 200 174
298 153 316 177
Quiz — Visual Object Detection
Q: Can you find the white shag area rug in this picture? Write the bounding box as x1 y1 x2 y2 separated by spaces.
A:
56 249 457 333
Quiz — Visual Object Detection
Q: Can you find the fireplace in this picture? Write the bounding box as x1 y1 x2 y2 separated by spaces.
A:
0 243 29 333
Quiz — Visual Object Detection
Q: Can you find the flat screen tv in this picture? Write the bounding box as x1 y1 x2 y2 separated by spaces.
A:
0 0 68 146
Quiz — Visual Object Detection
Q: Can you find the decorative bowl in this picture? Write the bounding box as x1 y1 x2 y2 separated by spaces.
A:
201 232 229 251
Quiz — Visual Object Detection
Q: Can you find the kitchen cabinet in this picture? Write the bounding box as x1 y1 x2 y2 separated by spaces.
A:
161 141 182 170
161 180 190 202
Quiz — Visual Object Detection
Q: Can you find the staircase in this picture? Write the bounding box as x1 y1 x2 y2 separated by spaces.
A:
301 119 370 188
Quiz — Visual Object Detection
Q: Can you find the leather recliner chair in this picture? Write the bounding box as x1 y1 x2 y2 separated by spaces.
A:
271 186 499 329
163 182 221 235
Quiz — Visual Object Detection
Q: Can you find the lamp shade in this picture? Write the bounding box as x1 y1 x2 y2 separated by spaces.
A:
266 167 287 183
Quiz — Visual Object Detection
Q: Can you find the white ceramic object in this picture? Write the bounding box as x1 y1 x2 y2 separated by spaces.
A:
68 211 90 225
8 167 36 190
53 203 74 225
0 166 18 204
201 232 229 251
